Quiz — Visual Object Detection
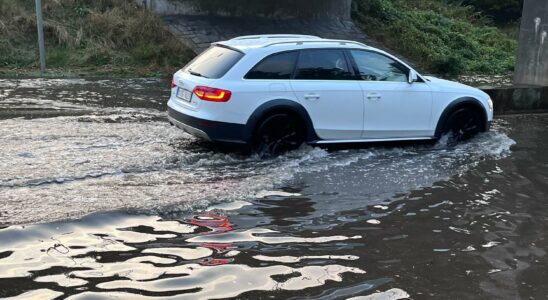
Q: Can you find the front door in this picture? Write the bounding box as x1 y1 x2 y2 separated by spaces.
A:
348 50 433 139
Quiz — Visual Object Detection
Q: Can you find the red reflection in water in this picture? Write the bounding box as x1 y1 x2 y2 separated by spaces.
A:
190 214 237 266
190 214 233 234
199 257 234 266
201 243 237 254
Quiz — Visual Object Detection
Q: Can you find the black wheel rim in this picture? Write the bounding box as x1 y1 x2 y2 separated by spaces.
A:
255 114 304 157
447 110 481 146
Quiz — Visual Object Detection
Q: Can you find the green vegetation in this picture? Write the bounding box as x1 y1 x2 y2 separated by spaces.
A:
0 0 194 77
352 0 518 75
0 0 519 77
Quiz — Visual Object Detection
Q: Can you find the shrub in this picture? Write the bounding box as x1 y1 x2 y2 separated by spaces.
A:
352 0 517 75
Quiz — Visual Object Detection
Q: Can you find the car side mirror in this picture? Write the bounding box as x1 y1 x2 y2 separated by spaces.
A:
408 70 419 84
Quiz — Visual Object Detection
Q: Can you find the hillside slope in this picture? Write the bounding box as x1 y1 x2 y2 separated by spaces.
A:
0 0 194 77
352 0 518 75
1 0 518 77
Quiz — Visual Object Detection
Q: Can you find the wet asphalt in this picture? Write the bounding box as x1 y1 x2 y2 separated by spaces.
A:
0 78 547 299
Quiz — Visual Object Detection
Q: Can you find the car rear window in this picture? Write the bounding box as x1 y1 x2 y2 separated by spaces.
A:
245 51 298 80
183 46 244 79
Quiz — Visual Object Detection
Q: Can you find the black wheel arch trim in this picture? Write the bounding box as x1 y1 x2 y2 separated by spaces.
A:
434 97 489 138
245 99 320 143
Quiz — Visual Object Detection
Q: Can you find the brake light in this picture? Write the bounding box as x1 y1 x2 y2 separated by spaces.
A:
171 79 176 89
193 86 232 102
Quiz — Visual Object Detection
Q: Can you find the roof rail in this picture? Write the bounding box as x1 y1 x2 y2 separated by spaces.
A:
230 34 320 41
261 39 368 48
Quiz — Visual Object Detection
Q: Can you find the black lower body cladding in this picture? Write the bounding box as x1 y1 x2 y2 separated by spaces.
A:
168 108 249 144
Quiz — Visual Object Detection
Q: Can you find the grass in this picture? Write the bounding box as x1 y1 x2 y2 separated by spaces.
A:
352 0 518 75
0 0 195 77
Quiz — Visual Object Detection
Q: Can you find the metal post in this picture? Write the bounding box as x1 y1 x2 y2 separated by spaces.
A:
35 0 46 75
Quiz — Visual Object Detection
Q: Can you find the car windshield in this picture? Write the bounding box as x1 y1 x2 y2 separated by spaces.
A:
183 46 244 79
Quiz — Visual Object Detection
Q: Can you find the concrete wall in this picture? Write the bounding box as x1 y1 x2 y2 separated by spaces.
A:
514 0 548 86
484 86 548 114
137 0 352 20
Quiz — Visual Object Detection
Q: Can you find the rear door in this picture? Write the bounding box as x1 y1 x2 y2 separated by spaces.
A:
290 49 364 140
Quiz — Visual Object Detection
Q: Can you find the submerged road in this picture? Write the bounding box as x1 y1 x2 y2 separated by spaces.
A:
0 78 547 299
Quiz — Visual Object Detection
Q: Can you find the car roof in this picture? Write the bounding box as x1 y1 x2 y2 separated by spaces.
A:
214 34 371 53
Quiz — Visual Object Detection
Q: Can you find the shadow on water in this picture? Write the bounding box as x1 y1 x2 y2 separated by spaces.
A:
1 79 547 299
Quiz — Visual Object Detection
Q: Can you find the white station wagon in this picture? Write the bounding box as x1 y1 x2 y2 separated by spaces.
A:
168 35 493 155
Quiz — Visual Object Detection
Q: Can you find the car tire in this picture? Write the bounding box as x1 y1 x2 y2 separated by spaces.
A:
443 108 483 147
252 113 305 158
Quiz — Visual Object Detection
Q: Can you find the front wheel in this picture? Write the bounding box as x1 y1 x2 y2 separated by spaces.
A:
252 113 305 158
443 108 483 147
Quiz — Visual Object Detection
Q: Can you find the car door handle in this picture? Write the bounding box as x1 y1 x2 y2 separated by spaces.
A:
367 93 381 100
304 93 321 101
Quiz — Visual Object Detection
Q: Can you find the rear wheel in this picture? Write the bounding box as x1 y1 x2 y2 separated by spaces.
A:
252 113 305 157
443 108 483 146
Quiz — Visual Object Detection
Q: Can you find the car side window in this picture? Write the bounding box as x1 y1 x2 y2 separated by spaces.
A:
350 50 409 82
245 51 298 80
294 49 353 80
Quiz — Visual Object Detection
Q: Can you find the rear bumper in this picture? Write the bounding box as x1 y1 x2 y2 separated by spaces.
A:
167 108 249 144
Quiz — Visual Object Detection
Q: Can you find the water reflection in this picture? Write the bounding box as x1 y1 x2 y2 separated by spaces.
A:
0 211 365 299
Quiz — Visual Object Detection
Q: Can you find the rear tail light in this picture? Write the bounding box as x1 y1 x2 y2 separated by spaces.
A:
193 86 232 102
171 79 176 89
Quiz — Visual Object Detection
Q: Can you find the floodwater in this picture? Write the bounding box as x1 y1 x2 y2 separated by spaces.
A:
0 78 547 299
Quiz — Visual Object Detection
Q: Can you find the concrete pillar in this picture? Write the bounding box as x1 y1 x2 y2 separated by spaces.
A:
514 0 548 86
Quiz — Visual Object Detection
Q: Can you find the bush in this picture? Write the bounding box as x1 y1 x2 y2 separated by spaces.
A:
352 0 517 75
433 55 466 76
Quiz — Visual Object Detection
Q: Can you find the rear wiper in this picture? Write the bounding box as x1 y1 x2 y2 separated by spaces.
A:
188 69 209 78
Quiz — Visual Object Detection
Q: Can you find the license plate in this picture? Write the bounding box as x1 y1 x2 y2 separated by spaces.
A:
177 88 192 102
